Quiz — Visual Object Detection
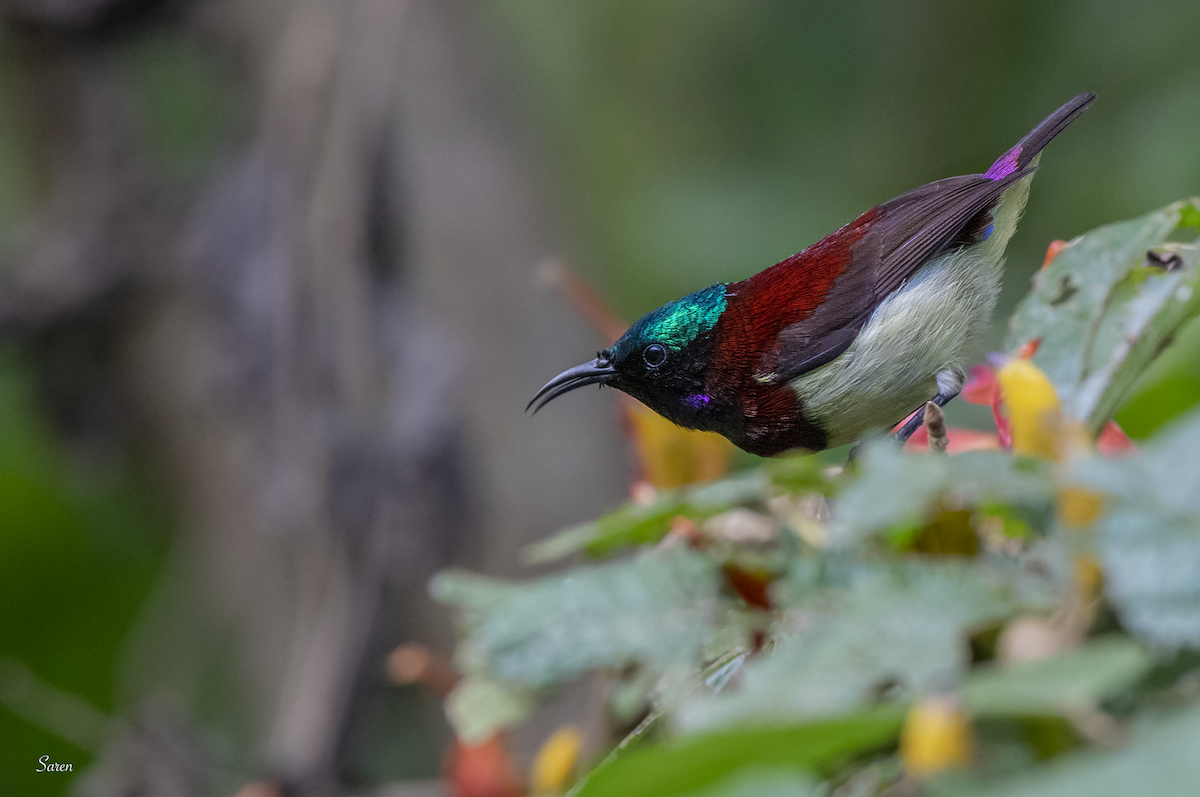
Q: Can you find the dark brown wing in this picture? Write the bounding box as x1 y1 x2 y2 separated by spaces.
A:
760 167 1031 382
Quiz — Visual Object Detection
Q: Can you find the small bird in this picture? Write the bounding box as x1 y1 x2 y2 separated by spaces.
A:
530 93 1095 457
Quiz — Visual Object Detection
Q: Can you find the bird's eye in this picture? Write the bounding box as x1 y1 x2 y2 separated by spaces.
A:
643 343 667 368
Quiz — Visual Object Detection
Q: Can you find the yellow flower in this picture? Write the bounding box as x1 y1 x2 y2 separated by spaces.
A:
900 695 973 778
1057 486 1104 528
995 359 1063 460
530 725 584 795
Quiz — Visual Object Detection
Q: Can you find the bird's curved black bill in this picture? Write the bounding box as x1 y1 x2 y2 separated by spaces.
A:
527 357 616 414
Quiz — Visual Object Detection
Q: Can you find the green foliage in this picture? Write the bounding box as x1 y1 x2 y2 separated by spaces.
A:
438 202 1200 795
676 562 1013 731
1074 409 1200 648
1008 199 1200 434
830 446 1055 548
0 351 171 797
1115 318 1200 439
526 466 826 563
962 637 1151 717
577 712 902 797
434 549 720 691
944 703 1200 797
679 768 821 797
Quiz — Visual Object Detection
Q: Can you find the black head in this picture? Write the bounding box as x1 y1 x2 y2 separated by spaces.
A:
528 284 729 429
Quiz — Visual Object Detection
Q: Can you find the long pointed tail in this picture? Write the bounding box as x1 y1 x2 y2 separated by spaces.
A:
984 92 1095 180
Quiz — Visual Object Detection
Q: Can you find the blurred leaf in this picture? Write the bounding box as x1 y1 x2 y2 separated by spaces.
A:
963 636 1151 717
830 443 1053 548
1007 199 1200 434
1072 407 1200 647
942 703 1200 797
446 678 537 745
676 562 1012 730
905 507 978 556
527 458 839 565
1098 507 1200 648
524 501 685 564
433 549 721 689
679 768 819 797
575 709 903 797
763 454 838 496
526 471 772 563
1074 403 1200 515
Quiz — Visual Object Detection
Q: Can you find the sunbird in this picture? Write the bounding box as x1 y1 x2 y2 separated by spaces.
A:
530 94 1095 456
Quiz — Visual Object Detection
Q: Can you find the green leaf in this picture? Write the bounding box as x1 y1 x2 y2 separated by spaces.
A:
1115 317 1200 439
830 443 1053 547
1181 201 1200 230
432 549 721 689
941 703 1200 797
525 459 836 565
1071 407 1200 648
525 471 772 563
1074 403 1200 515
680 768 820 797
963 636 1152 717
1007 198 1200 434
764 454 838 496
1099 506 1200 648
676 561 1012 730
574 710 904 797
524 500 686 564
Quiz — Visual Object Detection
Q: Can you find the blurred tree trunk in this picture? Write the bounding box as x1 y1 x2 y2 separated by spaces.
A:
0 0 625 794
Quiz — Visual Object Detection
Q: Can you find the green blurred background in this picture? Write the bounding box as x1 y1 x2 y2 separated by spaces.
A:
0 1 1197 795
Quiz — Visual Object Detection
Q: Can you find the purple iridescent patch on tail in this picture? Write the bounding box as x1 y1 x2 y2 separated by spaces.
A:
685 393 711 409
984 146 1021 180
